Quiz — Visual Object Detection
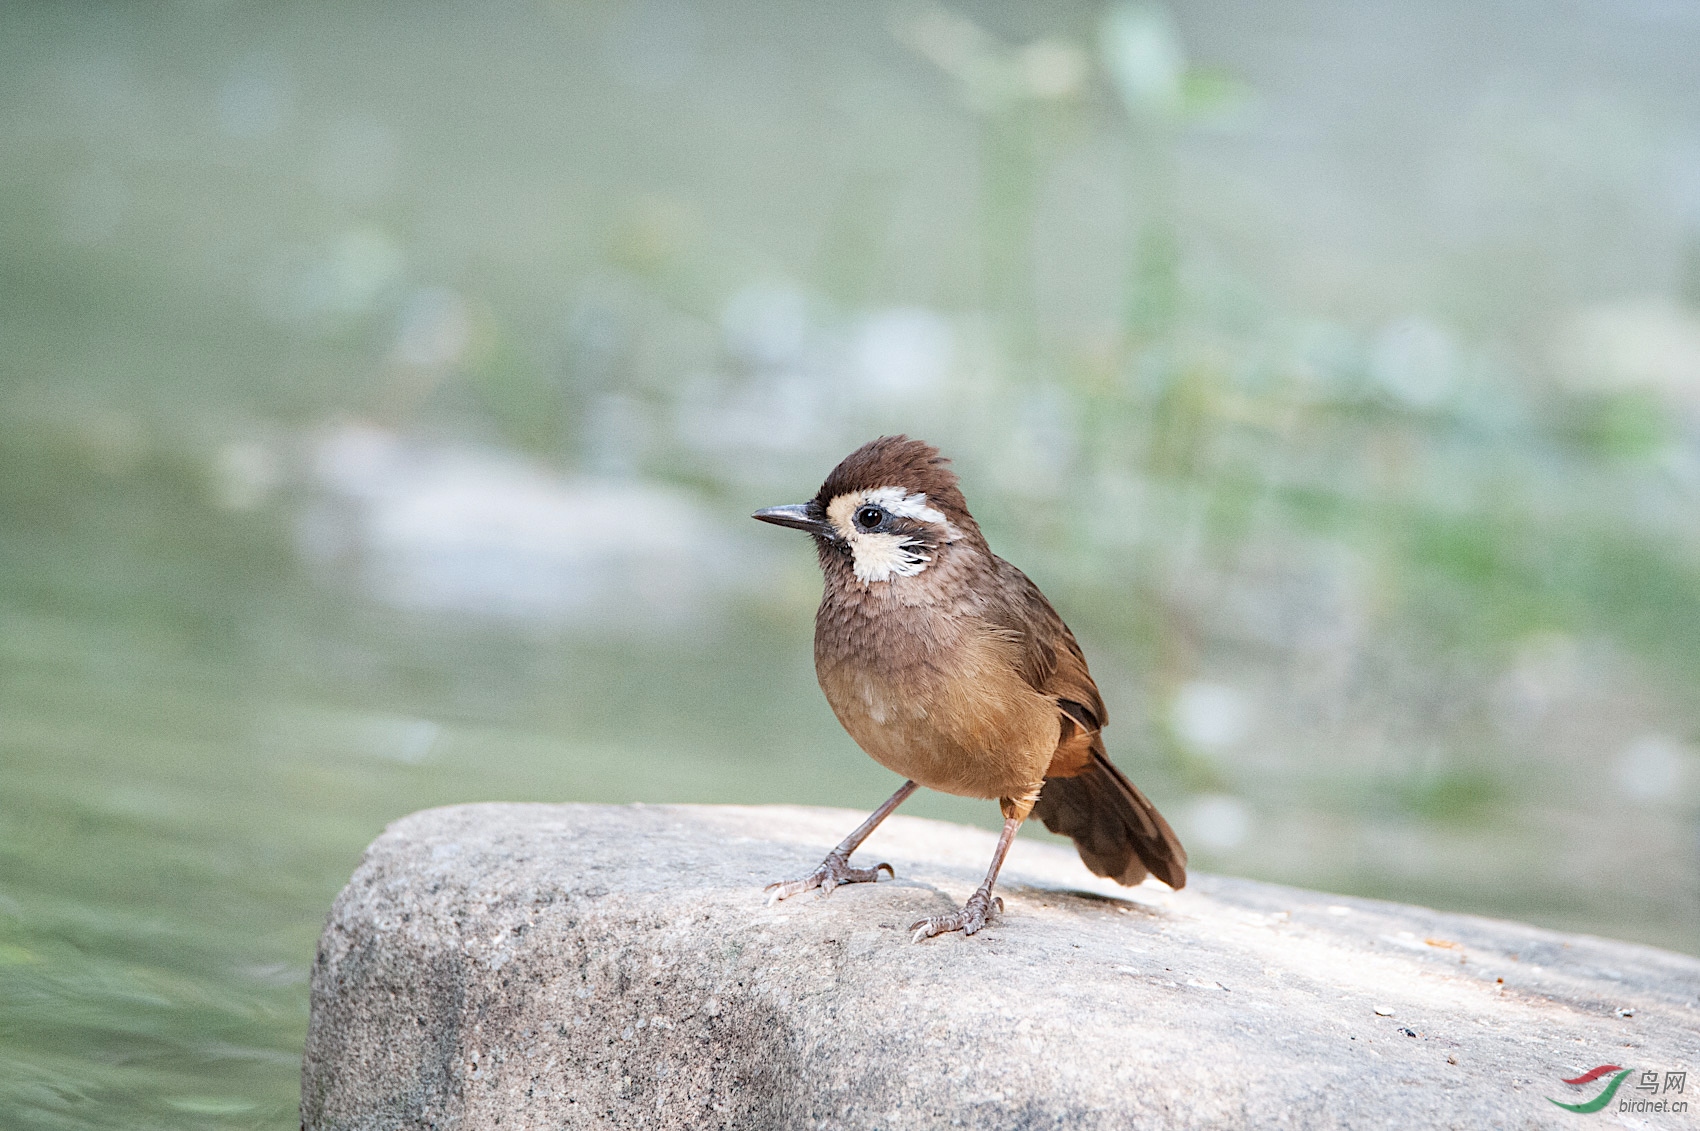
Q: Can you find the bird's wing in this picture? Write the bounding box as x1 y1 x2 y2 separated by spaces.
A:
984 557 1188 888
983 554 1108 741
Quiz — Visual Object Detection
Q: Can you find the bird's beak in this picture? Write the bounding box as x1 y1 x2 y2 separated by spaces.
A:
752 502 830 536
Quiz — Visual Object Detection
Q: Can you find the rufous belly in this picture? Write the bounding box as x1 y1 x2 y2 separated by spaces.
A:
816 628 1059 802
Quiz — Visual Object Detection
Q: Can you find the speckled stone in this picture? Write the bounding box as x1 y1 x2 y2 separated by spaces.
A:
302 803 1700 1130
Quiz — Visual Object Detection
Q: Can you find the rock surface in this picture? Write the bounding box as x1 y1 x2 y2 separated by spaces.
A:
303 803 1700 1130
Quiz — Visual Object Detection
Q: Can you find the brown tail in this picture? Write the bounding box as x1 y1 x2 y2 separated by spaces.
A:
1032 747 1188 890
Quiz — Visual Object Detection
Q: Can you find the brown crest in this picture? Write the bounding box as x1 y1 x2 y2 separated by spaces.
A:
815 436 975 528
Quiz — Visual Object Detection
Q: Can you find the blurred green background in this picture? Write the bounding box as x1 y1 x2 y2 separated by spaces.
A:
3 0 1699 1125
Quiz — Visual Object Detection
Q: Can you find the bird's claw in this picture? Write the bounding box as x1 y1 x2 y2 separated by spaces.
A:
910 890 1002 942
764 853 894 905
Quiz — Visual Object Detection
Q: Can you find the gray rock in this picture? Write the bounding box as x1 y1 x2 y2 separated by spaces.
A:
303 803 1700 1130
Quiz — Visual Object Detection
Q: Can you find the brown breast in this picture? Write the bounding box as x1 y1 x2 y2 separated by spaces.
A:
814 567 1061 801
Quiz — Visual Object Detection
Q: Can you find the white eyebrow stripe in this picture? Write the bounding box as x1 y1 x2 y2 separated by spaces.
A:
862 486 946 525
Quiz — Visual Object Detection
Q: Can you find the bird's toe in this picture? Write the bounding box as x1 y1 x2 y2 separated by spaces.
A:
909 891 1000 942
764 855 893 904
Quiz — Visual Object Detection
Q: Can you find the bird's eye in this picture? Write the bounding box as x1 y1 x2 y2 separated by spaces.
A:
854 505 885 531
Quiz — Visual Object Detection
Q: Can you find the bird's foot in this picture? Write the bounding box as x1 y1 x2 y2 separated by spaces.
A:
764 851 893 904
910 887 1003 942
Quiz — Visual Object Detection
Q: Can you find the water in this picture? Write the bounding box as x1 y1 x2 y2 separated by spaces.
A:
0 419 932 1126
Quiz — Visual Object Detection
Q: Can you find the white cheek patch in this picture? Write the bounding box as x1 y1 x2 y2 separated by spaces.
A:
825 488 948 585
847 531 932 583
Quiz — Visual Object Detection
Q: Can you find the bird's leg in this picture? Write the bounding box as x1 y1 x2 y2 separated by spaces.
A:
765 780 918 903
910 786 1038 942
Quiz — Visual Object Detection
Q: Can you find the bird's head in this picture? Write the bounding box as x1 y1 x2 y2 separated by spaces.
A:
753 436 979 585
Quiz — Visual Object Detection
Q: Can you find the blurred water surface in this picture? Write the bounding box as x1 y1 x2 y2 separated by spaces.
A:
3 0 1700 1125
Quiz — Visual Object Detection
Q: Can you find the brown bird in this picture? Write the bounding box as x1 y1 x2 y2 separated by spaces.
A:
754 436 1186 941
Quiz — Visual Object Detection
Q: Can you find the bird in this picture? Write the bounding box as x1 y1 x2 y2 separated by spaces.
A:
753 435 1186 942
